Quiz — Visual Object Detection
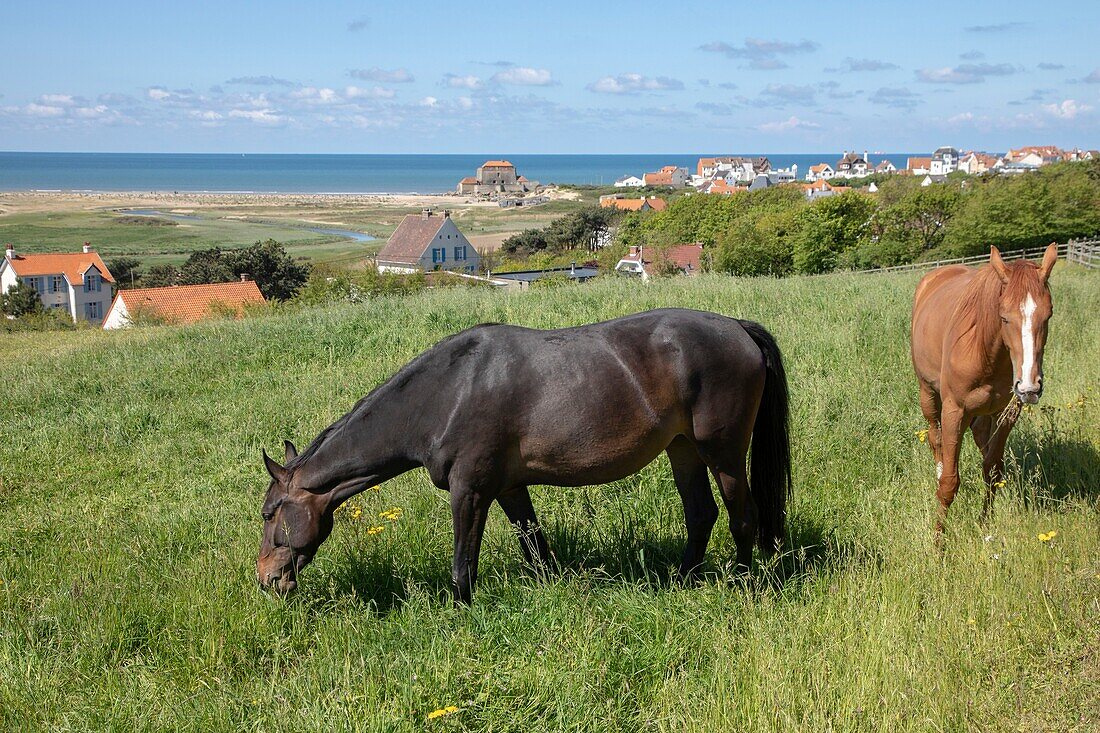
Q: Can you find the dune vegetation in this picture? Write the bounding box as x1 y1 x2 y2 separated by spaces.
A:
0 266 1097 731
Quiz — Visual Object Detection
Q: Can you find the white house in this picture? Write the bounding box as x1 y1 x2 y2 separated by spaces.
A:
1 243 114 323
806 163 835 182
375 209 480 274
615 244 704 281
930 147 961 175
874 160 896 174
835 151 871 179
614 175 644 188
907 157 932 175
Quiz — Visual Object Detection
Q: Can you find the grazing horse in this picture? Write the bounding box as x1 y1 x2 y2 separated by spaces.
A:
257 308 791 603
910 244 1058 530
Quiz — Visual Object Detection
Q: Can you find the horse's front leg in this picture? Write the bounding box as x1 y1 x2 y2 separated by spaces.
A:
973 413 1018 523
935 400 967 536
450 484 492 605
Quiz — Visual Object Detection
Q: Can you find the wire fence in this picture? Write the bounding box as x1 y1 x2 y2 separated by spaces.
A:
852 238 1100 275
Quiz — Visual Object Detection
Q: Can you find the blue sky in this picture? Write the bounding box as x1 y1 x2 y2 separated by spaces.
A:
1 0 1098 153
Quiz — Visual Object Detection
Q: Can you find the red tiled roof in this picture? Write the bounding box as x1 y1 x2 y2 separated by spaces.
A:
376 213 448 265
459 176 478 184
600 197 668 212
800 180 835 192
4 250 114 285
643 172 673 186
907 157 931 170
111 280 264 325
481 160 514 168
620 244 703 276
704 180 746 195
809 163 832 173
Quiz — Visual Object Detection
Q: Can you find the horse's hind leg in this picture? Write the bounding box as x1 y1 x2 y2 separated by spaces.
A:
497 485 554 572
666 436 719 579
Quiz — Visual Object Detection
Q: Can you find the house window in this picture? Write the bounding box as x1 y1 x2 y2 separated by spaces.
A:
84 273 100 292
84 301 102 320
50 275 65 292
23 276 43 292
454 246 466 260
432 248 446 263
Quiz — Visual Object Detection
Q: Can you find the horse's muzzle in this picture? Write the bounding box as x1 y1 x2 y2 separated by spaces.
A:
1014 381 1043 404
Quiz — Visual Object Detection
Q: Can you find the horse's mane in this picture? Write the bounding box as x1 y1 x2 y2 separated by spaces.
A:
953 259 1042 360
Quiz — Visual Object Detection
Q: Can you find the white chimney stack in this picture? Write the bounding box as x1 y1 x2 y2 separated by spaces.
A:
82 242 91 253
4 244 13 260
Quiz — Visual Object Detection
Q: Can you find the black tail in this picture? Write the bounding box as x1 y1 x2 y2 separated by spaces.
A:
738 320 792 551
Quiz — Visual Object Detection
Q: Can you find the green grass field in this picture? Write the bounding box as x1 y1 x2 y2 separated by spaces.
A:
0 268 1097 731
0 196 587 270
0 208 372 267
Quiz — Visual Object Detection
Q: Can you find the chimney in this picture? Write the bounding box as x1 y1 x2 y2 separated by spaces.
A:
4 244 13 260
83 242 91 253
864 150 869 164
240 273 250 282
443 209 451 219
570 261 576 275
421 208 432 219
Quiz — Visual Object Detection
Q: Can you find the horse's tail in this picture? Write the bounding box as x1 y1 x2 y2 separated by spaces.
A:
738 320 792 551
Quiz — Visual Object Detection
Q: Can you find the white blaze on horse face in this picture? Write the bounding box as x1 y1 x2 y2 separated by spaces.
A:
1018 293 1040 393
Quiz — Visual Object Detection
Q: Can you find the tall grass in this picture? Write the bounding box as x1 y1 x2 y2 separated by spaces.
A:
0 268 1097 731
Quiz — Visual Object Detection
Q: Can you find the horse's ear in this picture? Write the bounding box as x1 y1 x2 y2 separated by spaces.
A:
283 440 298 463
1038 242 1058 284
989 246 1009 284
263 449 288 483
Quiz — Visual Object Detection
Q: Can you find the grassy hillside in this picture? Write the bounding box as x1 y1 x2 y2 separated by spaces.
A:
0 268 1097 731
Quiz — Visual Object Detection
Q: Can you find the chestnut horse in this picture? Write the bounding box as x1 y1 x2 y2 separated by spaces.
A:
257 309 791 602
910 244 1057 530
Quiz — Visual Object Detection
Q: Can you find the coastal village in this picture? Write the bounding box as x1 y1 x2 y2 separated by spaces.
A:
3 144 1097 327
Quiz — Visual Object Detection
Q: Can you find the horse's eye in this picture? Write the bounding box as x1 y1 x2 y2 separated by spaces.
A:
1000 316 1009 324
262 511 274 522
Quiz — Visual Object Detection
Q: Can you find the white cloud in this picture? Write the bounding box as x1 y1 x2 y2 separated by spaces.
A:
491 67 556 86
228 109 286 124
349 67 414 83
587 73 684 94
344 85 395 100
1043 99 1090 119
444 74 482 89
24 103 65 117
418 96 438 107
948 111 975 124
147 87 172 101
757 115 820 132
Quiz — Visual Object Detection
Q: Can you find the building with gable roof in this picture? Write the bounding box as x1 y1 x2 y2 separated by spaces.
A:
615 244 705 281
643 165 690 188
375 209 480 274
1 242 115 322
103 278 265 329
599 196 668 212
835 151 871 179
806 163 835 182
457 160 539 195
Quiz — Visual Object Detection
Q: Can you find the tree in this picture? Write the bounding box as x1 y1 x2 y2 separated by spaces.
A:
142 264 181 288
106 257 142 289
791 190 876 274
180 248 234 286
501 229 550 257
225 240 310 301
1 280 43 317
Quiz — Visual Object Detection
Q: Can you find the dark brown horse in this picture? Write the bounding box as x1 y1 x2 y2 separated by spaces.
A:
910 244 1057 530
257 308 791 602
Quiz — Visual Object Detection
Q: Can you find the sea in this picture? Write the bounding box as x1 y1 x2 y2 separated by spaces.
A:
0 152 920 194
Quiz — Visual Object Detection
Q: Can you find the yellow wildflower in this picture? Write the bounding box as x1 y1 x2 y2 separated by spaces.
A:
1037 530 1058 542
367 525 385 535
915 429 928 443
966 618 976 626
427 706 459 720
350 507 363 520
380 508 403 522
993 480 1006 490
